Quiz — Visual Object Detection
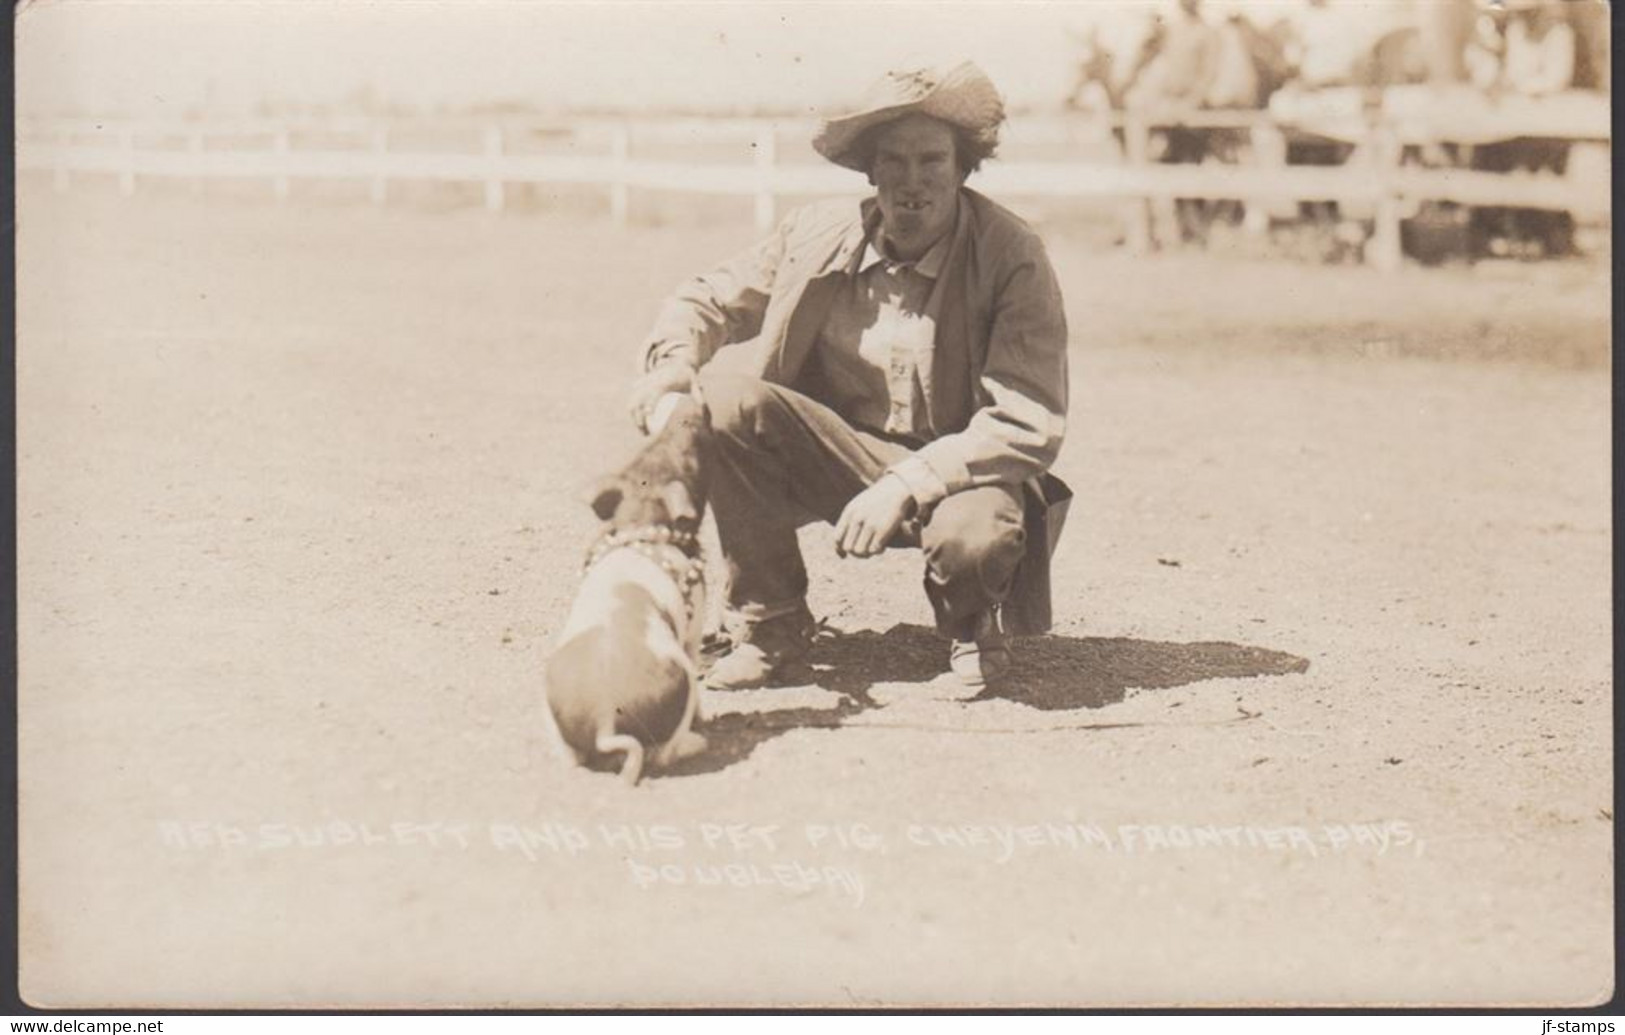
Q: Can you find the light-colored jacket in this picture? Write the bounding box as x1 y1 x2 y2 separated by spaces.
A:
641 188 1071 632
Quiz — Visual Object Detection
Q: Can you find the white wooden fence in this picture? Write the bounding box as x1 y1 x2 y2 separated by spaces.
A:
17 117 851 220
16 107 1609 270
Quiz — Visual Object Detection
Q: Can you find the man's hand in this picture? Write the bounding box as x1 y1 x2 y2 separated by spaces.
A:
834 475 917 559
629 361 697 433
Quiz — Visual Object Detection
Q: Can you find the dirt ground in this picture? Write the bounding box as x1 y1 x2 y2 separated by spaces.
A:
16 182 1612 1008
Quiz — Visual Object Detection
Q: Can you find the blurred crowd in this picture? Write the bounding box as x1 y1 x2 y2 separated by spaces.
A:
1067 0 1608 116
1066 0 1608 262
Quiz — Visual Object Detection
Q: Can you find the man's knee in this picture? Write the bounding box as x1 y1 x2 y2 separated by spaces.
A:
697 369 778 442
922 488 1027 588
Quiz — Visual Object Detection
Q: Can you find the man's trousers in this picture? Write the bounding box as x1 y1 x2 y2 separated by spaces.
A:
698 370 1027 639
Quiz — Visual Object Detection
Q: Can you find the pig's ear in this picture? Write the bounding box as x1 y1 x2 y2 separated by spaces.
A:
588 479 624 521
661 480 699 525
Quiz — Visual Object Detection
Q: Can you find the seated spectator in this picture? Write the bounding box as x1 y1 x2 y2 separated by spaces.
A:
1285 0 1417 90
1064 25 1118 113
1064 11 1166 114
1125 0 1217 112
1566 0 1608 92
1415 0 1476 85
1502 1 1576 96
1465 5 1507 92
1288 0 1373 89
1468 0 1580 97
1205 15 1272 109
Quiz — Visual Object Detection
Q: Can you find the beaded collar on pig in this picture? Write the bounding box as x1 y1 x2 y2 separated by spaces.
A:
582 525 705 619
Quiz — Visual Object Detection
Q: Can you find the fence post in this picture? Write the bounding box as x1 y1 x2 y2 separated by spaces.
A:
52 130 69 193
753 124 777 231
1120 115 1153 253
371 127 390 205
190 129 205 196
1246 120 1288 234
483 124 505 212
118 127 136 197
1367 123 1403 272
273 128 291 202
609 124 630 228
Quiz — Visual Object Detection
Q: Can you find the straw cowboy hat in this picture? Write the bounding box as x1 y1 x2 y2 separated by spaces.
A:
812 61 1006 172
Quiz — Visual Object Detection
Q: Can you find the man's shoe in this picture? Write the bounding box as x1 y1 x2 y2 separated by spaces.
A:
704 607 817 690
949 609 1012 689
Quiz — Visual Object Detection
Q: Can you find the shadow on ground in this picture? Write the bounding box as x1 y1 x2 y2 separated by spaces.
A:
977 629 1311 711
659 623 1309 778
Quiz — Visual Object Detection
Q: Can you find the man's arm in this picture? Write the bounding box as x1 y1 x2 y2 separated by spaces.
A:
639 218 789 374
888 233 1069 509
629 217 791 429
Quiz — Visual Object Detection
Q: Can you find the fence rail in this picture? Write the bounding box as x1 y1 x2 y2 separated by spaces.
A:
16 108 1610 269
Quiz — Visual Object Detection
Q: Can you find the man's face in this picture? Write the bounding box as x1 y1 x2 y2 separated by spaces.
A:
868 114 966 260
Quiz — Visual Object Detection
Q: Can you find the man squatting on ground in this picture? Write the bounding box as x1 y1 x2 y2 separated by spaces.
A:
627 62 1071 691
